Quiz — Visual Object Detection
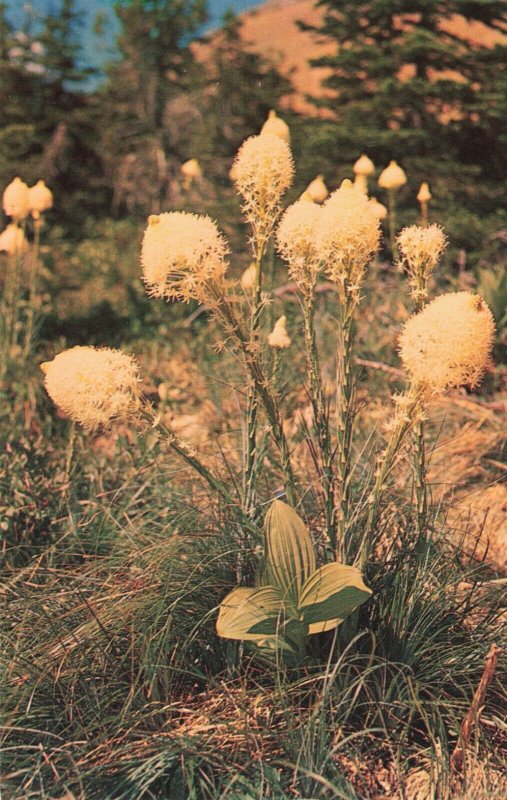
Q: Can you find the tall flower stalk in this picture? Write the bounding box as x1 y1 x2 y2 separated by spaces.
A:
243 229 267 517
24 180 52 358
303 291 337 543
277 194 337 542
213 289 297 506
358 386 425 569
317 181 381 559
231 132 294 512
417 182 432 226
358 291 494 567
397 224 447 535
41 345 259 536
23 218 41 359
140 190 298 507
378 161 407 259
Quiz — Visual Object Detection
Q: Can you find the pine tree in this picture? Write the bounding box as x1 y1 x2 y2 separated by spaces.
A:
98 0 206 215
39 0 92 106
200 11 293 166
302 1 507 180
0 1 108 228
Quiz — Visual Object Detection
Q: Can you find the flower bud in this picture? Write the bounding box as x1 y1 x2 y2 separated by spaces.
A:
268 315 291 348
181 159 202 180
369 197 388 220
3 177 30 221
260 109 290 143
353 154 375 177
29 180 53 216
378 161 407 191
305 175 329 203
417 182 432 203
240 263 257 291
0 223 28 255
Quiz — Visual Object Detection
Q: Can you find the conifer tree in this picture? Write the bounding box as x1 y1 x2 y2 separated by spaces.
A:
201 11 293 165
0 1 108 227
302 1 507 179
98 0 206 215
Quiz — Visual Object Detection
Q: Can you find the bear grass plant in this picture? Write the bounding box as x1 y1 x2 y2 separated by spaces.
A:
1 129 505 798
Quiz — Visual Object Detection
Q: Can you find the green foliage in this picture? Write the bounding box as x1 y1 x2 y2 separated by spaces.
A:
0 1 110 229
195 12 293 166
96 0 207 216
217 500 371 660
477 265 507 333
302 0 507 207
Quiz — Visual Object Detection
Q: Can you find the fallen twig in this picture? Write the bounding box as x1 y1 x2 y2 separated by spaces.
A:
450 642 501 772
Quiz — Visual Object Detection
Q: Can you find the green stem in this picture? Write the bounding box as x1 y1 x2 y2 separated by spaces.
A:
148 409 259 538
388 190 398 260
335 301 355 561
302 294 336 549
62 421 76 505
1 232 26 379
413 419 427 537
411 294 428 538
244 241 267 517
357 387 423 570
23 219 41 359
217 294 297 506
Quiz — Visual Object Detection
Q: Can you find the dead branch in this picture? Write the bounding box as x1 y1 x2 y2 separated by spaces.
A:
450 642 502 772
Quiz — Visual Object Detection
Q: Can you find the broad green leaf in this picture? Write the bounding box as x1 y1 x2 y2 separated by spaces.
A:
256 617 309 663
299 563 372 627
216 586 285 641
308 619 342 635
262 500 316 603
256 617 308 652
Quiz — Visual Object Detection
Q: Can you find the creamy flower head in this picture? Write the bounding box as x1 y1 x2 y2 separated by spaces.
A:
369 197 388 220
29 180 53 216
399 292 495 392
260 109 290 143
240 262 257 291
397 224 447 297
417 182 431 203
353 154 375 177
141 212 229 303
317 180 381 297
277 194 322 294
378 160 407 191
305 174 329 203
268 315 291 348
41 346 142 430
232 133 294 238
3 177 30 221
0 223 28 255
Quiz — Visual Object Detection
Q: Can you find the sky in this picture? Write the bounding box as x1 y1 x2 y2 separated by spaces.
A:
5 1 264 75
